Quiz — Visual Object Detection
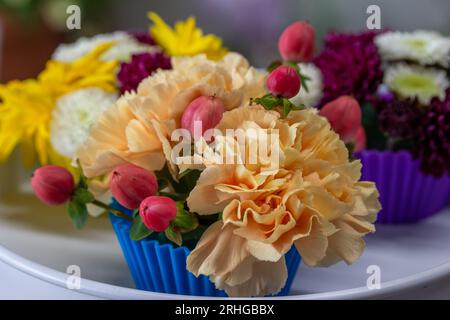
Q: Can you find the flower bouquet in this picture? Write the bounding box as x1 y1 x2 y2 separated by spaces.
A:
312 30 450 224
26 14 381 297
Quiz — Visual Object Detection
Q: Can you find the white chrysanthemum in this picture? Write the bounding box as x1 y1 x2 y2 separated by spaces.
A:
50 88 118 158
375 31 450 67
52 31 157 62
289 63 323 107
384 63 448 105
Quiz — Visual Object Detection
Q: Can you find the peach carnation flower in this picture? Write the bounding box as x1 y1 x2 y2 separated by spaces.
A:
76 53 265 178
186 106 381 297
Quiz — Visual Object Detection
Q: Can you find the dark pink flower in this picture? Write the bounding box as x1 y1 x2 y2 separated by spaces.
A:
314 31 384 106
118 52 171 94
129 32 155 46
413 88 450 177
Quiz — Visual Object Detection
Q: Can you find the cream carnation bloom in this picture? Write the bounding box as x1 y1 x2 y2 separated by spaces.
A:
77 53 266 178
186 106 380 297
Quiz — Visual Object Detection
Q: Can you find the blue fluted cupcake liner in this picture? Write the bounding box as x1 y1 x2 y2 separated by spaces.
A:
355 150 450 224
110 212 301 297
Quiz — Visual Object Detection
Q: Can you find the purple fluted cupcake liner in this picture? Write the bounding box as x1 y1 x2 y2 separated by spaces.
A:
110 210 301 297
355 150 450 224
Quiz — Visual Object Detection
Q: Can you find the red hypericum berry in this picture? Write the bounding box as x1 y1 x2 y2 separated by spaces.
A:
354 126 367 152
267 65 301 99
31 166 75 205
110 164 158 210
320 95 362 142
139 196 177 232
181 95 225 140
278 21 315 62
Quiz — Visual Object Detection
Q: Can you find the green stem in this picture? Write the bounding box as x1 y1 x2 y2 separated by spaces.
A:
91 200 133 221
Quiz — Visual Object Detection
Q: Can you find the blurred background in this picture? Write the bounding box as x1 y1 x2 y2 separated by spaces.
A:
0 0 449 81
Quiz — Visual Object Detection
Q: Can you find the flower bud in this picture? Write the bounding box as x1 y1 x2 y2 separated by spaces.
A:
110 164 158 210
181 95 225 140
354 126 367 152
139 196 177 232
320 95 362 141
31 166 75 205
267 65 301 99
278 21 315 62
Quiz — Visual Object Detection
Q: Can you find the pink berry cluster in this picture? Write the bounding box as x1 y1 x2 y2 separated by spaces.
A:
266 21 315 99
319 96 366 152
31 163 179 234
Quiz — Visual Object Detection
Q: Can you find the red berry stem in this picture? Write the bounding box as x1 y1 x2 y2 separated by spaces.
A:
91 199 133 221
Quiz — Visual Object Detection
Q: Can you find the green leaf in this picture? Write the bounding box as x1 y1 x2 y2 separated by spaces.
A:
267 60 282 72
345 143 355 159
176 169 201 193
173 202 199 232
155 165 177 190
130 215 153 241
73 188 95 204
282 98 294 117
299 73 310 93
158 191 188 201
165 225 182 246
254 94 282 110
285 61 300 73
75 159 89 189
67 200 88 229
362 103 387 150
156 178 168 191
182 225 208 250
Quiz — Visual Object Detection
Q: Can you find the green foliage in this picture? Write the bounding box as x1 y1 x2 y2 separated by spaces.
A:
67 200 88 229
130 215 153 241
362 103 387 150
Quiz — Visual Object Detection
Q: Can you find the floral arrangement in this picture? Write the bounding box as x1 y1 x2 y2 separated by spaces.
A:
28 16 381 297
306 29 450 224
0 12 226 171
314 29 450 178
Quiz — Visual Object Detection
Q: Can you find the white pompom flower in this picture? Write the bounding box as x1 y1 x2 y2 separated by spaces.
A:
384 63 448 105
50 88 118 158
289 63 323 108
375 30 450 67
52 31 157 63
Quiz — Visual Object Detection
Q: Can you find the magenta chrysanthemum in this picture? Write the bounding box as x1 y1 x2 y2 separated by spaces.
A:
118 52 171 94
130 32 155 46
314 31 384 106
413 89 450 177
377 98 423 138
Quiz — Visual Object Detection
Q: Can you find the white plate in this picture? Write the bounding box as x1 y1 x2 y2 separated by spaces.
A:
1 193 450 299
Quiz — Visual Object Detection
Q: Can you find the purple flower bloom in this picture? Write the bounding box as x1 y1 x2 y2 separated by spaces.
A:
129 32 155 46
377 97 423 138
314 31 384 107
118 52 171 94
413 88 450 177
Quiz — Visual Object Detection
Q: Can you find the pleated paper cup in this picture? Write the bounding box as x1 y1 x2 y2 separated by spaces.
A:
355 150 450 224
110 210 301 297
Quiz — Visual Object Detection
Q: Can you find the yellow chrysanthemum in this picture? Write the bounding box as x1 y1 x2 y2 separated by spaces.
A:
148 12 228 60
0 42 119 168
39 42 119 96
